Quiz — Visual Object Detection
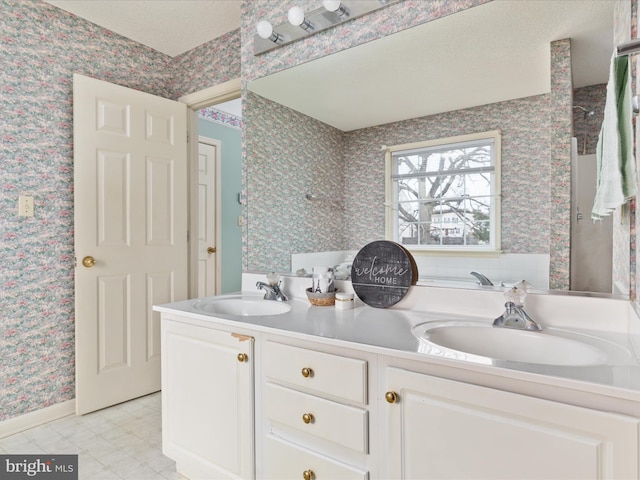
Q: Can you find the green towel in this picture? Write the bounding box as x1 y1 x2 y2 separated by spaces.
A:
592 53 637 220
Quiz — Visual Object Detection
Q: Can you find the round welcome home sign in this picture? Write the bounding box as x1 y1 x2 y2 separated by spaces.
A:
351 240 418 308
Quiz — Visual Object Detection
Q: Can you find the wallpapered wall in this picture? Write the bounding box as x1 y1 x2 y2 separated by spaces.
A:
343 94 552 255
0 0 240 421
244 92 345 270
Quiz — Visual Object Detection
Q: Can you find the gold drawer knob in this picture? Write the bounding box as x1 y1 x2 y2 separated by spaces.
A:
385 391 398 403
237 353 248 362
302 413 314 424
301 367 313 378
303 469 315 480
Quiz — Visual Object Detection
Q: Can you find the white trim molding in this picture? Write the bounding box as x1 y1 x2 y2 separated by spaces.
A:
179 78 241 110
0 400 75 439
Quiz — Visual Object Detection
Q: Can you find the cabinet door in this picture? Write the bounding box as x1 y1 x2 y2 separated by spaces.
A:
384 367 639 480
162 320 254 479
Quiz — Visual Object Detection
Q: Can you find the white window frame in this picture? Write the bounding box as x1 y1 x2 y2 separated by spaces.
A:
384 130 502 254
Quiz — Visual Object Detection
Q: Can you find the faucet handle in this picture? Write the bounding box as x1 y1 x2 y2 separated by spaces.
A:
266 271 279 286
504 286 526 306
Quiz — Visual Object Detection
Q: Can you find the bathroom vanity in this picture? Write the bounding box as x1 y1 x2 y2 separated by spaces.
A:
155 274 640 480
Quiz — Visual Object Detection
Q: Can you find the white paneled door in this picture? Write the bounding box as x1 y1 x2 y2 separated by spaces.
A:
73 74 188 415
197 139 219 297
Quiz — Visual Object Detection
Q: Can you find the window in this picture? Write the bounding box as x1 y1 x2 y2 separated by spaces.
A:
385 131 501 252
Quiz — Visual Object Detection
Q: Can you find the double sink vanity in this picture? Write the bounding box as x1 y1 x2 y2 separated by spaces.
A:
154 273 640 479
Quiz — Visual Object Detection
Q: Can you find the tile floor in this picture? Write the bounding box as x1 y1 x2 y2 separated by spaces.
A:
0 393 182 479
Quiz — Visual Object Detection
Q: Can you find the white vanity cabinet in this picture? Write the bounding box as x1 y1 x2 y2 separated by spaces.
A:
260 340 371 480
158 305 640 480
382 367 640 480
161 317 255 480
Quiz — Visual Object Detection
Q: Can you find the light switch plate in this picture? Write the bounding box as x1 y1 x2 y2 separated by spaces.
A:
19 195 34 217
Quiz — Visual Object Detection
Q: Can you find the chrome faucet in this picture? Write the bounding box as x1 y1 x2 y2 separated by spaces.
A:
470 271 494 286
256 281 288 302
493 302 542 331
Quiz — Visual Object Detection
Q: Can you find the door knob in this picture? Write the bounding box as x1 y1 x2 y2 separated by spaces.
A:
302 413 314 424
385 391 398 403
303 470 315 480
207 246 216 254
82 256 96 268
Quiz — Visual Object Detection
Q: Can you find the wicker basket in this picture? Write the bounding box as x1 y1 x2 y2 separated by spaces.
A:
306 288 336 306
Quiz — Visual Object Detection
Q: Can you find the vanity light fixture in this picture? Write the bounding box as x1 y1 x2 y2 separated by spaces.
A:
256 20 282 44
323 0 349 17
288 6 314 31
254 0 401 55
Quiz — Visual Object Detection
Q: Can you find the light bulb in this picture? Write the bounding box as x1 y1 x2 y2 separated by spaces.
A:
288 6 313 30
287 6 305 26
256 20 274 39
323 0 348 17
323 0 341 12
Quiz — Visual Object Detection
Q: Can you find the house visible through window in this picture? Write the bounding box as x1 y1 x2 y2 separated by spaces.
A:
385 131 501 252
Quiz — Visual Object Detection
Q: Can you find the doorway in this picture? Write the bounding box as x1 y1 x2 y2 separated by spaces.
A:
179 79 242 298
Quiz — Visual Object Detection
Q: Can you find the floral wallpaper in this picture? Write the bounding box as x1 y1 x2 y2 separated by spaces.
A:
343 94 552 255
244 92 345 270
171 29 241 97
573 84 606 156
0 0 240 422
548 39 573 290
199 107 242 130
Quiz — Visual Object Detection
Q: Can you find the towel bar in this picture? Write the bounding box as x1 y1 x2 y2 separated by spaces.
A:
616 38 640 56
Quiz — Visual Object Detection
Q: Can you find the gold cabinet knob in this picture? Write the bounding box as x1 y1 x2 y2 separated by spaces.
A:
302 413 314 424
82 256 96 268
207 246 216 254
237 353 248 362
385 391 398 403
301 367 313 378
303 469 315 480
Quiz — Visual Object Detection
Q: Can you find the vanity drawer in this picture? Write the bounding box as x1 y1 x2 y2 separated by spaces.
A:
264 435 368 480
265 383 368 453
264 341 367 404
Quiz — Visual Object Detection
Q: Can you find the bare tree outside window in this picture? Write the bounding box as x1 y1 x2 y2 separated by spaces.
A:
388 132 500 251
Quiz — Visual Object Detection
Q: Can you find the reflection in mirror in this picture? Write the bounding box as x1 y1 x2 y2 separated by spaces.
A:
245 1 623 296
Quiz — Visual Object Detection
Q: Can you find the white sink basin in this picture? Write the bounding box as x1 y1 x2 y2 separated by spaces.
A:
193 297 291 316
412 321 630 366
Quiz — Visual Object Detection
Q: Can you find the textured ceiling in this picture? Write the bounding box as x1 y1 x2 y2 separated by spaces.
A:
44 0 241 57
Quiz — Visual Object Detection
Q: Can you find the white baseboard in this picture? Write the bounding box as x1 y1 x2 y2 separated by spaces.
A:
0 399 75 439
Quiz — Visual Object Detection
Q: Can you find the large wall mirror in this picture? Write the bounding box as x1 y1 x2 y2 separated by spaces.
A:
244 0 623 296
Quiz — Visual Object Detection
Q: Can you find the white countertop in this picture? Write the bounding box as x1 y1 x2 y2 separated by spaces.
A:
155 273 640 403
